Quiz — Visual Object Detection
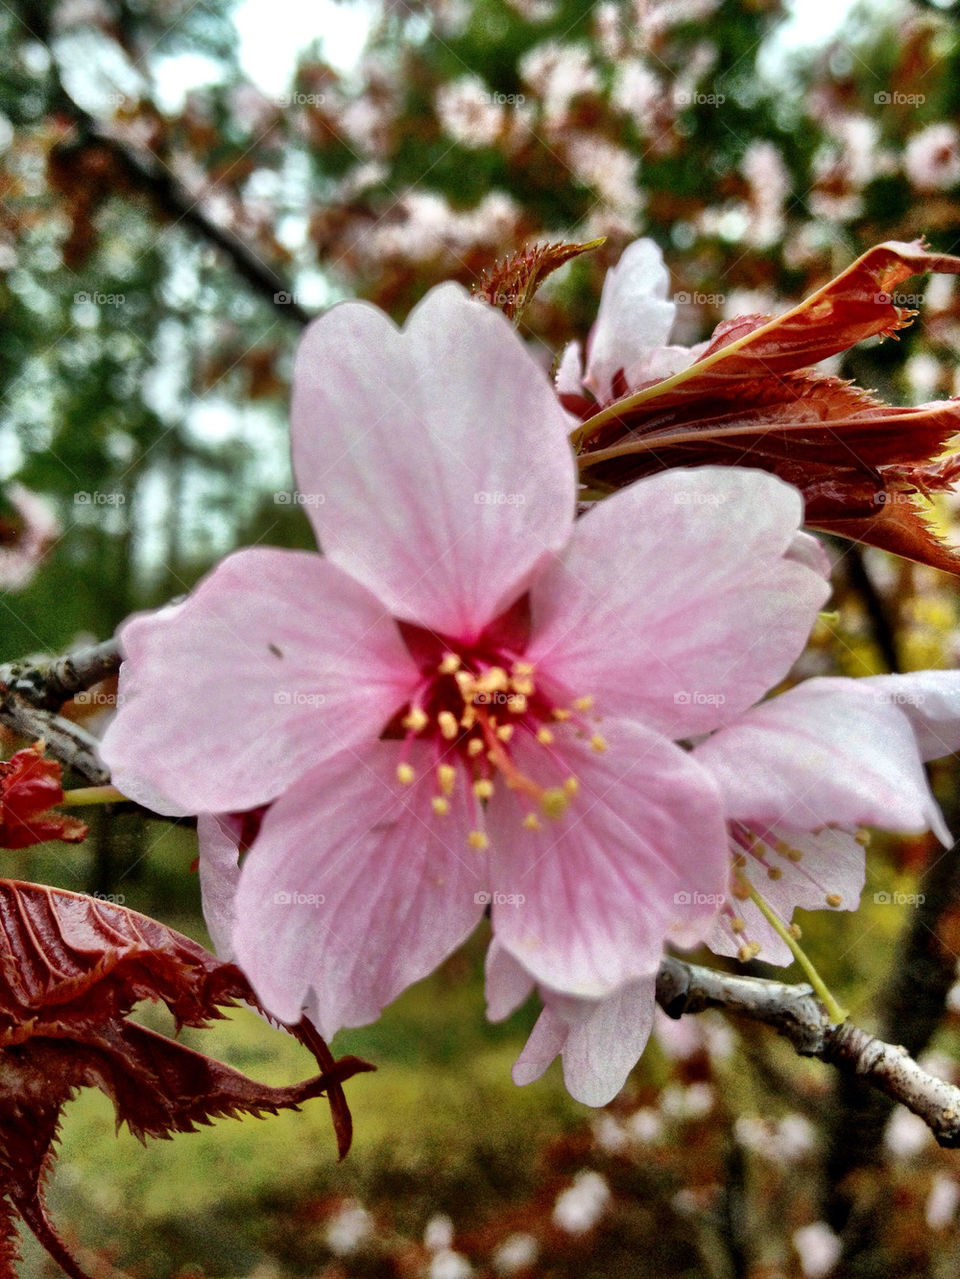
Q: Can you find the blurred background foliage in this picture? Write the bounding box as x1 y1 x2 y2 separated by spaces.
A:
4 0 960 1275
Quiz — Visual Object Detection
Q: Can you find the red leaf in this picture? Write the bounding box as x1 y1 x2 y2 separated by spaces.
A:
575 240 960 571
0 743 87 848
0 881 373 1278
475 237 605 323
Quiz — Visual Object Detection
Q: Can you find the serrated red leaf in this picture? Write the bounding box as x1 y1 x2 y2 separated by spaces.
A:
575 240 960 572
0 743 87 849
0 881 373 1278
475 237 605 323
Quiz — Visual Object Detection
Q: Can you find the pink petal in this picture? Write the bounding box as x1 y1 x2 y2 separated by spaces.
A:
231 742 487 1033
527 468 829 739
555 340 584 396
485 717 728 997
197 813 242 958
585 239 676 397
709 826 865 966
291 283 576 642
485 939 535 1021
512 979 657 1106
693 678 948 840
101 548 418 815
859 671 960 762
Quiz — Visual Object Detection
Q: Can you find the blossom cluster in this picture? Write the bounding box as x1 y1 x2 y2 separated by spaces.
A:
101 241 960 1106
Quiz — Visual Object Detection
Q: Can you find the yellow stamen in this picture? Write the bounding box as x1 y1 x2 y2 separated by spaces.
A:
573 696 594 712
496 724 515 742
460 707 477 731
540 787 569 820
789 923 802 939
475 667 509 694
590 734 607 753
437 764 456 796
511 677 534 697
403 707 428 733
467 738 484 757
468 830 488 850
732 880 750 901
473 779 494 800
439 652 462 674
730 916 746 934
562 776 579 797
508 694 527 714
855 830 871 846
522 813 541 831
767 866 782 881
536 727 554 745
438 710 459 740
826 893 843 908
396 763 415 785
738 941 762 962
432 796 450 816
455 670 477 697
512 661 535 677
552 708 571 721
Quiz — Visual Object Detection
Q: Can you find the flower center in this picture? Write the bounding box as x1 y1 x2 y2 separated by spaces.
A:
389 639 604 850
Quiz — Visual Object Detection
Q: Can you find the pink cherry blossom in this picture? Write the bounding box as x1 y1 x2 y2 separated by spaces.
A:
100 282 828 1040
556 238 707 402
494 669 960 1105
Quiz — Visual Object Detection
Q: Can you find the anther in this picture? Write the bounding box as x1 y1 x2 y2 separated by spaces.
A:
825 893 843 908
438 711 459 740
473 779 494 800
522 813 541 831
396 763 415 785
403 707 428 733
439 653 462 674
590 734 607 753
536 727 554 745
496 724 514 742
738 941 762 962
468 830 488 850
540 788 569 820
437 764 456 796
573 696 594 711
467 739 484 757
432 796 450 816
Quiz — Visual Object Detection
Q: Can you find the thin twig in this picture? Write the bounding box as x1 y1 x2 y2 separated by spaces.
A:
656 957 960 1147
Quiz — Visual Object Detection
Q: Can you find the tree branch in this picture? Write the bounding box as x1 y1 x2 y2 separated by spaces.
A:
656 957 960 1147
0 640 122 783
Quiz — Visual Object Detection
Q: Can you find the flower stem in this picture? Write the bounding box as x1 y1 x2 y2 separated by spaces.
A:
737 874 848 1024
60 785 127 808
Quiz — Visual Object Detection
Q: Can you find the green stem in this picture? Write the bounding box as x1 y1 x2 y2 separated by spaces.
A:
738 874 848 1024
60 785 127 807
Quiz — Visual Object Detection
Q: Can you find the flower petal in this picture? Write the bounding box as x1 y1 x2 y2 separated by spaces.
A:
693 677 948 840
100 548 418 816
485 939 536 1022
710 826 865 966
231 743 487 1033
197 813 242 958
291 283 577 641
527 468 829 739
859 671 960 762
585 239 676 397
485 717 728 998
